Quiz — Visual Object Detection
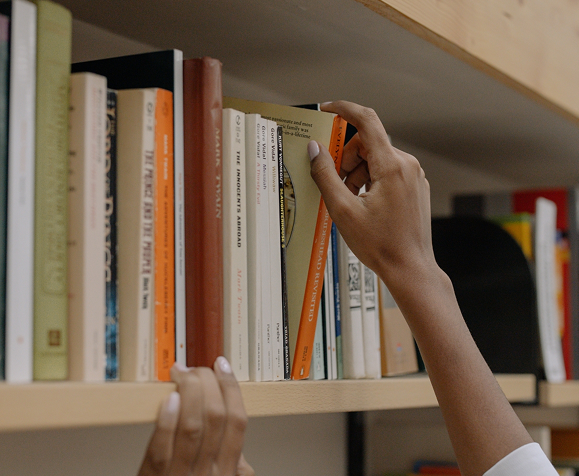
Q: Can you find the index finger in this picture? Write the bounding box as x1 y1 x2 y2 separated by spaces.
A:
320 101 391 151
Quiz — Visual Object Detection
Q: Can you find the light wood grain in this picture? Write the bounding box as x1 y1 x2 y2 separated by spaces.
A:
357 0 579 125
0 375 535 432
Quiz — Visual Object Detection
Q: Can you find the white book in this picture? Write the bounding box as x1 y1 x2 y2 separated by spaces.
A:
308 302 325 380
245 114 262 382
4 0 36 383
323 279 333 380
326 238 338 379
267 120 284 381
171 50 186 367
361 264 381 379
222 108 249 382
116 88 157 382
338 233 366 379
67 72 107 382
535 197 566 383
258 117 272 381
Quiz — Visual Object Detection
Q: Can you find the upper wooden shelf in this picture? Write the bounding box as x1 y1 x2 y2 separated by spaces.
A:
0 374 535 432
60 0 579 189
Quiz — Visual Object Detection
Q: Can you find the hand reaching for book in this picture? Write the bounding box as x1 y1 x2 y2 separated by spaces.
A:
138 358 254 476
308 100 438 301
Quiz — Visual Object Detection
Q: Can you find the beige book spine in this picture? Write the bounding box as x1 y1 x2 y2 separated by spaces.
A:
67 72 106 382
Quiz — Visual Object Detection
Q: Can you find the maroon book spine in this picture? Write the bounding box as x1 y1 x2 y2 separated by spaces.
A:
183 57 223 368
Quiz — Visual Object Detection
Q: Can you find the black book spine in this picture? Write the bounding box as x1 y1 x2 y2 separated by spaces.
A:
277 125 290 379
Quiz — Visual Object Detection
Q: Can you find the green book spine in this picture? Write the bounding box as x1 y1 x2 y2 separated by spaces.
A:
0 14 9 380
33 0 72 380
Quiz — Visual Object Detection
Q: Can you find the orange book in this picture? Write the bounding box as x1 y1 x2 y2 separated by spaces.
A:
154 88 175 381
291 115 347 379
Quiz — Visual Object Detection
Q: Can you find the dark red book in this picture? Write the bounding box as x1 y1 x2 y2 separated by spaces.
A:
183 57 223 368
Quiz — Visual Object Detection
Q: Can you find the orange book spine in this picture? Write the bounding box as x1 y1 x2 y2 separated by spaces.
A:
291 115 347 379
154 88 176 381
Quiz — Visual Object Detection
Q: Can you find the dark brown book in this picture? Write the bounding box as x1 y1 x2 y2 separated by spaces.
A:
183 57 224 368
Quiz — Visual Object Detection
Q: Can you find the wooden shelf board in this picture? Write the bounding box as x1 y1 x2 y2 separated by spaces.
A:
539 381 579 407
0 374 535 432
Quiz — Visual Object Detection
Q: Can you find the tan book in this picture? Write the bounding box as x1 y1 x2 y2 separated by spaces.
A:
33 0 72 381
67 72 106 382
116 88 156 382
378 279 418 377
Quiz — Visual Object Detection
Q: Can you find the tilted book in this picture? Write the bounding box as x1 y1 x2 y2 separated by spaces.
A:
223 108 249 381
222 97 346 379
245 113 262 381
68 72 106 382
183 57 223 368
72 49 187 365
116 88 156 382
153 88 175 382
32 0 71 381
105 89 119 380
2 0 36 383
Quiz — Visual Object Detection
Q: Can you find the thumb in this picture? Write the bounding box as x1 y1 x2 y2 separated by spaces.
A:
308 140 360 224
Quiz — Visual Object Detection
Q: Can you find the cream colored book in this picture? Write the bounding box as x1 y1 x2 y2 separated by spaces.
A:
361 264 381 379
68 72 106 382
222 108 249 382
116 88 156 382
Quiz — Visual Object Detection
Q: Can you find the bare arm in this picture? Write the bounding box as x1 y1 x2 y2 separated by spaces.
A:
309 100 533 476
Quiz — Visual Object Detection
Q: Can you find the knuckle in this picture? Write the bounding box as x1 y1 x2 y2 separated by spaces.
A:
205 403 226 428
179 416 203 441
147 450 170 475
228 409 248 434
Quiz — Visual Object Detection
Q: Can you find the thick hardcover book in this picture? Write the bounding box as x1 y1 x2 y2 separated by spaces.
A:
222 108 249 381
116 88 156 382
331 223 344 379
258 118 272 381
105 89 119 380
183 57 223 368
32 0 71 381
361 264 381 379
338 233 366 379
68 72 106 382
0 14 8 380
153 88 175 381
245 113 262 381
222 96 347 379
277 125 290 379
1 0 36 383
72 49 187 365
267 120 284 381
378 278 418 376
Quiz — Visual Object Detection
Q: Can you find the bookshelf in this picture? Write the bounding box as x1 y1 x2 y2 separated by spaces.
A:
0 374 535 432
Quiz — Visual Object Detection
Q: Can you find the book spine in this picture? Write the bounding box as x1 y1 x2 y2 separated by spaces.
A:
4 0 36 384
323 271 333 379
245 113 262 381
68 72 106 382
308 299 325 380
153 88 175 381
105 89 119 380
338 233 366 379
535 197 566 383
259 118 272 381
326 237 338 379
291 115 347 379
361 264 381 378
222 108 249 381
172 51 186 367
277 125 290 379
117 88 156 382
569 187 579 379
183 57 223 368
331 223 343 379
0 14 8 380
31 0 70 380
267 120 284 381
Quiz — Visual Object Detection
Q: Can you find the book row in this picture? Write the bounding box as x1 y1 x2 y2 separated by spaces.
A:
0 0 421 383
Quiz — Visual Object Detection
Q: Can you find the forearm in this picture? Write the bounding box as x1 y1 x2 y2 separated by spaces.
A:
386 264 533 476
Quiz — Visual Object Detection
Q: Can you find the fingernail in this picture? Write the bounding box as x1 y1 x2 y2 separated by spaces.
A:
321 102 331 107
165 391 180 414
158 391 180 429
216 356 232 374
307 141 320 161
172 362 188 372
